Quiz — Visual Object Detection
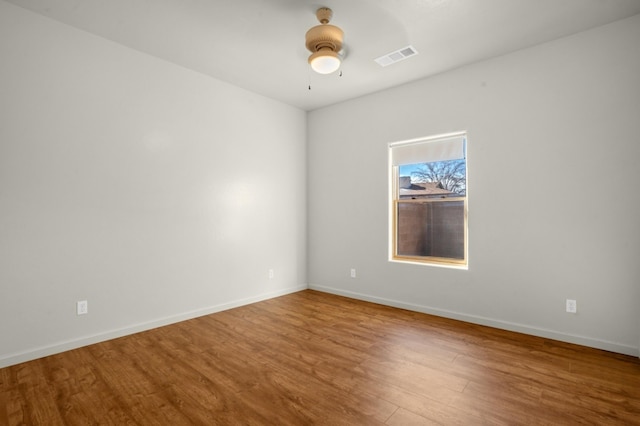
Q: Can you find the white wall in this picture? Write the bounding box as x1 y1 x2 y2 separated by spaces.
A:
308 14 640 356
0 1 307 367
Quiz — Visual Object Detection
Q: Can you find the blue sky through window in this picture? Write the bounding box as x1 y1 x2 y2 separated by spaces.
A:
399 163 423 177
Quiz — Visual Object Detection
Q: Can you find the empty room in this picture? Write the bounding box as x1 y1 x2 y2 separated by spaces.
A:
1 0 639 424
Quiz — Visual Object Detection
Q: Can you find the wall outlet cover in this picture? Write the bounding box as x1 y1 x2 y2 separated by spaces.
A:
77 300 88 315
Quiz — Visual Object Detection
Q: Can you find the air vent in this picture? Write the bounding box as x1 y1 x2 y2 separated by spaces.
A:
374 45 418 67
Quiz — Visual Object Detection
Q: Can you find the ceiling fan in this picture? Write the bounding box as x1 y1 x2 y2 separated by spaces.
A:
305 7 344 74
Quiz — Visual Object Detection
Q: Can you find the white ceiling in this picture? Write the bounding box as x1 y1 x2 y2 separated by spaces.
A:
7 0 640 111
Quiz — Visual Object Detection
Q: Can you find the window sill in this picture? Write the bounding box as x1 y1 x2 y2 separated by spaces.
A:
389 257 468 270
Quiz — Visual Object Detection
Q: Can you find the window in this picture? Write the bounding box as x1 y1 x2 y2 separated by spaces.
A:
389 132 467 267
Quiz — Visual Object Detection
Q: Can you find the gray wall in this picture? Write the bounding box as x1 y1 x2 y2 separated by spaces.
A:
0 2 307 367
308 14 640 356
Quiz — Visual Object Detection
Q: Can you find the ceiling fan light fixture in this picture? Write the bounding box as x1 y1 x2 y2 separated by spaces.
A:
309 49 341 74
305 7 344 75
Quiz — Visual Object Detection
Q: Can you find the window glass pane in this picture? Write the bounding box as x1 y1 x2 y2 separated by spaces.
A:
396 200 465 260
399 159 466 197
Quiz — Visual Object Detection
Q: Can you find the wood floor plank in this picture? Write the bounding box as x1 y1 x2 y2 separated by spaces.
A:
12 359 67 425
254 343 399 423
386 407 441 425
1 289 640 425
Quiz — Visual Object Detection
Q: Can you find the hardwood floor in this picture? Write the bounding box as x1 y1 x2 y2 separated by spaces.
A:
1 290 639 425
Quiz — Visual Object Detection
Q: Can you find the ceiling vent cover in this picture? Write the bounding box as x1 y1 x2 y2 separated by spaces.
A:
374 45 418 67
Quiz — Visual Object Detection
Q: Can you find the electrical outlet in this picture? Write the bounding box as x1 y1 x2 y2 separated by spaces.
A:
350 268 356 278
268 269 274 279
566 299 577 313
77 300 88 315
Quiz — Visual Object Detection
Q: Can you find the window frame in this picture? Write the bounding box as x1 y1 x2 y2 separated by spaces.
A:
389 132 468 268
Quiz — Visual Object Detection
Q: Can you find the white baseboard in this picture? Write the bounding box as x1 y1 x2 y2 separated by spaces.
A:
309 284 639 358
0 285 307 369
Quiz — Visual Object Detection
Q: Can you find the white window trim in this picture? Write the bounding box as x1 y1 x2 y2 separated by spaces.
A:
388 131 468 269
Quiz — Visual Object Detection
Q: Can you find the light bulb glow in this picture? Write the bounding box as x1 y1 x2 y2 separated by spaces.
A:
309 51 341 74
